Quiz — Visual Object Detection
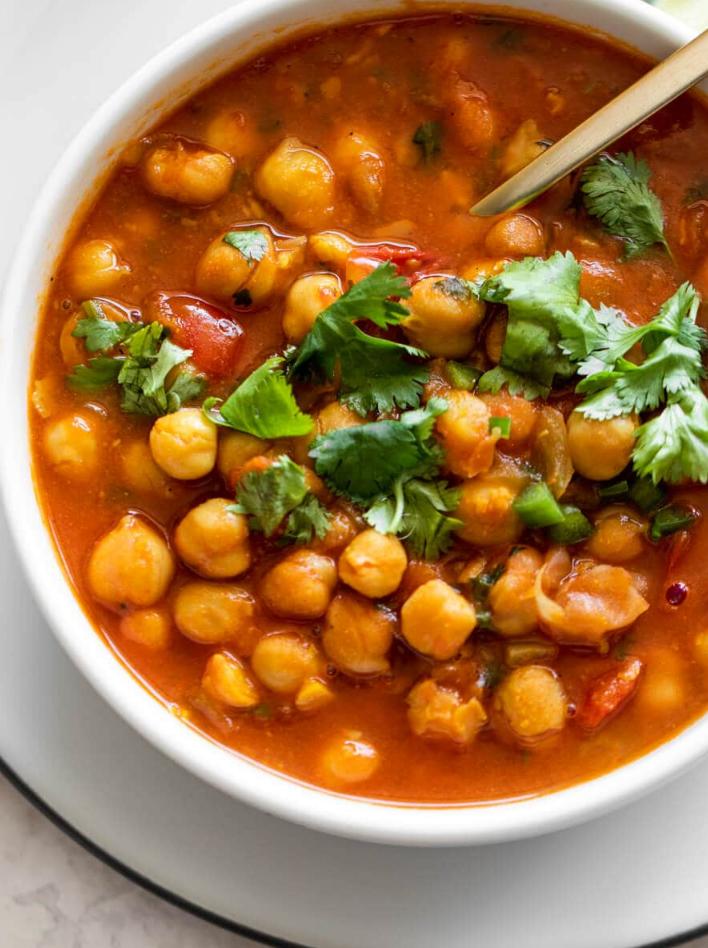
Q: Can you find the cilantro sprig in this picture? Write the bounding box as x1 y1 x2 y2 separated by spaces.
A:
288 263 429 415
233 455 329 544
203 356 313 439
67 303 204 416
580 152 669 257
310 398 460 557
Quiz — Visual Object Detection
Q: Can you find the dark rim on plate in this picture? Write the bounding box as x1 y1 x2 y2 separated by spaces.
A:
1 755 706 948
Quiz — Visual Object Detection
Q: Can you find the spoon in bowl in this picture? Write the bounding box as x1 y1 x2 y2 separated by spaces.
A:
470 28 708 217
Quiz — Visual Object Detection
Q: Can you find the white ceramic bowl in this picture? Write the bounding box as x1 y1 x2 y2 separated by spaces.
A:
1 0 703 847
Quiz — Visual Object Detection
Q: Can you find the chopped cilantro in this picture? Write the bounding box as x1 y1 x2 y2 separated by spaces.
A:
67 317 204 416
288 263 428 415
71 301 142 352
203 355 313 439
580 152 669 257
310 398 446 503
234 455 329 543
412 121 442 162
489 416 511 438
649 504 698 541
365 477 461 560
446 361 481 390
223 229 269 262
633 386 708 484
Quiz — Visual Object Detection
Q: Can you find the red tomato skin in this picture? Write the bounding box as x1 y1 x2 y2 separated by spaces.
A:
575 658 644 731
144 291 244 378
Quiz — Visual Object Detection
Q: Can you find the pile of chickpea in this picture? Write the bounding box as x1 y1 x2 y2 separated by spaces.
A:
37 110 660 788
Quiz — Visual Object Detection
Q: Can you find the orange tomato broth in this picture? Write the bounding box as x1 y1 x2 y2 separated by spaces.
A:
29 10 708 803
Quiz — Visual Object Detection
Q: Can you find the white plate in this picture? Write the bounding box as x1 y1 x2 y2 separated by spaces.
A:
3 0 708 944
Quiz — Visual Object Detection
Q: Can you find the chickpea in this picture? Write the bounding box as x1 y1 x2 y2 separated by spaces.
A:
407 679 487 745
282 272 342 343
255 137 336 229
479 390 537 447
259 549 337 619
217 430 270 488
484 214 545 258
174 499 251 579
585 505 646 563
173 581 257 649
43 412 99 481
500 119 547 178
455 475 524 546
567 412 638 481
149 408 217 480
489 547 543 637
120 440 175 497
204 109 260 159
315 401 362 435
333 129 385 213
195 227 291 306
338 529 407 598
320 732 380 785
323 591 395 675
484 312 507 364
436 390 497 478
309 231 354 269
402 276 485 359
140 139 233 205
201 652 259 708
295 677 334 711
88 515 175 608
401 579 476 661
494 665 567 743
65 239 130 298
312 506 360 554
251 632 324 694
119 608 171 650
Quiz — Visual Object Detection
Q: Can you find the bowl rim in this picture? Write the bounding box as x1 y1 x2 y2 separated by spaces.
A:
1 0 704 847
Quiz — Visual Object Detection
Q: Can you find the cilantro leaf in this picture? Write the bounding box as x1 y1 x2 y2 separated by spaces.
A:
288 263 428 415
223 229 269 262
281 494 331 545
67 356 122 390
477 365 549 400
633 386 708 484
310 398 447 503
203 355 313 439
412 121 443 162
476 252 605 394
365 477 461 559
580 152 669 257
234 455 329 541
71 301 142 352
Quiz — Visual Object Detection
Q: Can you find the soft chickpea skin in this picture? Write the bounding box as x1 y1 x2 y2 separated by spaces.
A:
201 653 259 708
484 214 545 258
259 549 337 619
255 137 336 229
149 408 217 480
43 412 99 481
455 475 524 546
401 579 476 661
194 227 297 306
408 679 487 745
140 140 233 205
119 609 172 650
251 632 324 694
282 272 342 343
489 547 543 637
323 591 395 675
402 276 485 358
333 129 386 213
585 506 646 563
173 582 257 649
436 390 498 479
338 529 407 598
567 412 638 481
320 733 380 785
88 515 175 608
494 665 567 743
65 239 130 298
174 499 251 579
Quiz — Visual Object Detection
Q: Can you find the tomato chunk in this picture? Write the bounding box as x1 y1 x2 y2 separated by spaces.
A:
144 291 244 378
575 658 644 730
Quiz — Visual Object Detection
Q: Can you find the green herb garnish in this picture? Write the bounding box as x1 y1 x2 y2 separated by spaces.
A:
223 228 269 262
203 355 313 439
446 361 481 390
649 504 698 542
412 121 442 162
489 416 511 438
288 263 428 415
580 152 669 257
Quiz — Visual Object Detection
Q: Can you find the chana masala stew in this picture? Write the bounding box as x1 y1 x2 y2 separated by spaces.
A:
30 11 708 804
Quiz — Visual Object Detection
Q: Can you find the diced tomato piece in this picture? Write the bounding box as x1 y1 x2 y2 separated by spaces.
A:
144 291 244 379
575 658 643 731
